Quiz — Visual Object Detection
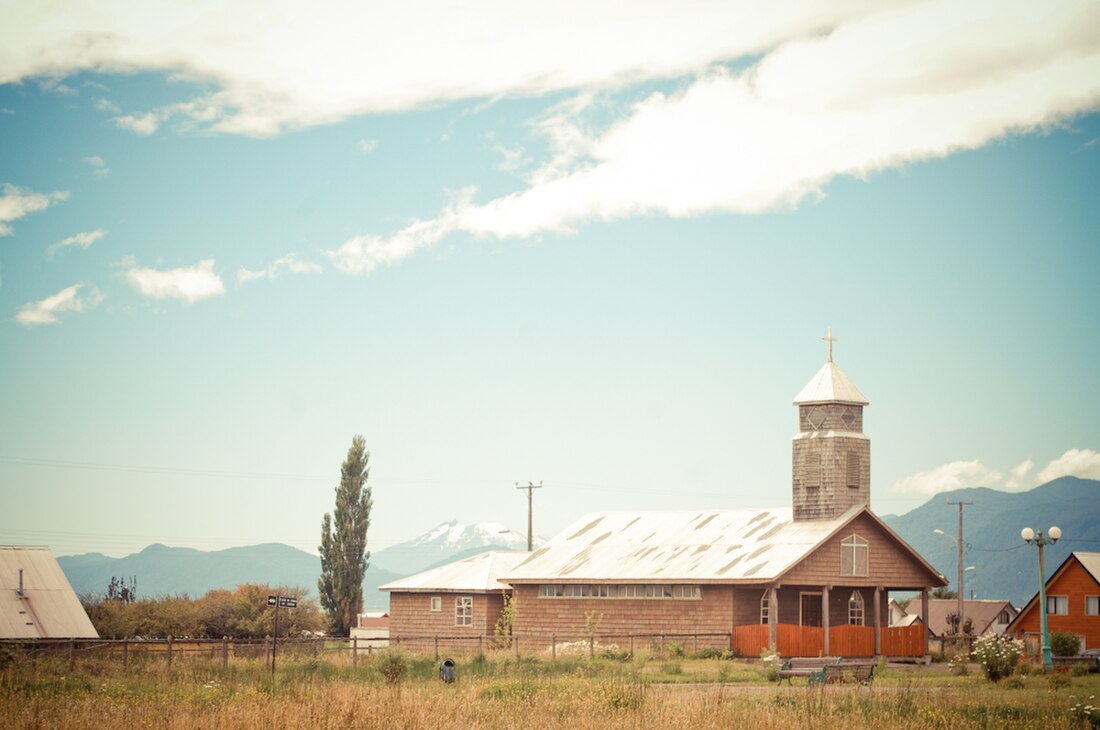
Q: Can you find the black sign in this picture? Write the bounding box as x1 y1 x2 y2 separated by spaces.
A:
267 595 277 606
279 597 297 608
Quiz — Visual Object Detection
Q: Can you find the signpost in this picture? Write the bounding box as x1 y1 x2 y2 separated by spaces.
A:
266 594 298 681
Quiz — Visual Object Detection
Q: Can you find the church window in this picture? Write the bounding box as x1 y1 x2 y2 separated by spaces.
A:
807 407 827 430
760 592 769 624
804 453 821 489
455 596 473 626
841 534 869 576
841 407 856 429
846 452 860 489
848 591 865 625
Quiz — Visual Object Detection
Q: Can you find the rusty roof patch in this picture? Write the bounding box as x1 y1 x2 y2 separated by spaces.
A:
716 553 745 575
743 562 765 577
590 531 613 546
624 517 641 529
747 544 772 560
743 515 776 539
694 513 718 531
747 511 770 525
757 522 785 541
568 517 605 540
692 545 711 555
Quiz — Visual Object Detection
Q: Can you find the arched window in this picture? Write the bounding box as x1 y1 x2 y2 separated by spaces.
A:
841 534 869 576
760 591 770 624
848 591 865 625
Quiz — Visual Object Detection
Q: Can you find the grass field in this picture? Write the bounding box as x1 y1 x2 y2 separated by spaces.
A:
2 650 1098 729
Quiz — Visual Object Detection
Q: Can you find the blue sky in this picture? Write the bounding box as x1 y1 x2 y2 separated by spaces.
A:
1 0 1099 559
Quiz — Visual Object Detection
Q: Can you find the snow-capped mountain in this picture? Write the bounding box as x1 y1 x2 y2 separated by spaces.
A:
371 520 541 576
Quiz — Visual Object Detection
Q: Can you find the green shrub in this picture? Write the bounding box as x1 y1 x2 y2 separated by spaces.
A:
1073 662 1091 677
1050 631 1081 657
1002 675 1026 689
374 649 408 685
971 634 1024 682
760 648 780 682
1048 671 1071 690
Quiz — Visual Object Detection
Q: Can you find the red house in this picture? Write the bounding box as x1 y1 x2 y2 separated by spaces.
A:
1006 552 1100 655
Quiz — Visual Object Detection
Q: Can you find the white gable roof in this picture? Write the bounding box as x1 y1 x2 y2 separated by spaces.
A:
793 361 869 405
380 551 527 593
503 507 863 584
0 546 99 639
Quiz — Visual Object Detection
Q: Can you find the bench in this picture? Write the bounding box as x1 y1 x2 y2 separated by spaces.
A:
822 661 876 685
777 656 841 685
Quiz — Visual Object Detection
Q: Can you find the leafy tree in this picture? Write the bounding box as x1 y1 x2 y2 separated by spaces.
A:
931 587 958 600
318 434 373 635
1050 630 1082 657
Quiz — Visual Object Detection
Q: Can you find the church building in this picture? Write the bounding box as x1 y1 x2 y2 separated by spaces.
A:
386 332 946 657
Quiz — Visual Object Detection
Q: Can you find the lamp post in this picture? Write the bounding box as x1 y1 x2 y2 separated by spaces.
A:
1021 525 1061 672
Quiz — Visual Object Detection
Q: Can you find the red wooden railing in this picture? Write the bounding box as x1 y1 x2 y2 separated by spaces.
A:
732 624 770 657
778 624 824 657
828 624 875 657
880 625 924 657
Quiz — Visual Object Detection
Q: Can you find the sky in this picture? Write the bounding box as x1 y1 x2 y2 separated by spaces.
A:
1 0 1099 560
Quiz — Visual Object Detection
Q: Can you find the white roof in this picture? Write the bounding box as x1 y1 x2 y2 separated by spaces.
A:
793 361 869 405
0 546 99 638
503 507 863 584
379 551 527 593
1075 552 1100 582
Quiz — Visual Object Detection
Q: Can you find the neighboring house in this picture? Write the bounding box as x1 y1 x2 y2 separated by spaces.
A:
350 611 389 649
1 545 99 639
889 598 923 627
380 551 525 647
903 599 1017 638
1006 551 1100 655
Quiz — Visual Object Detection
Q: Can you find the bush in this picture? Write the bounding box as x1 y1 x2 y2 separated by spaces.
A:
760 648 780 682
971 634 1024 682
374 649 408 685
1050 631 1081 657
1048 671 1071 690
1073 662 1091 677
1069 695 1100 728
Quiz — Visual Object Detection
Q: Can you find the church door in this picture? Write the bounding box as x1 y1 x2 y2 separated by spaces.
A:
800 592 823 627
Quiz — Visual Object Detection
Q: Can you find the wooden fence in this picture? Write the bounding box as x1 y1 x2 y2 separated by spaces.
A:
733 624 925 659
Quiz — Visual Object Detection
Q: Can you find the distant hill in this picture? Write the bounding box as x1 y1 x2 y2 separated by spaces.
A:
371 520 538 576
884 476 1100 607
58 543 402 611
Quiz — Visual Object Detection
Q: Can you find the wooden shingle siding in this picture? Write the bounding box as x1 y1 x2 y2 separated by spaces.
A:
780 513 937 588
389 592 502 638
1012 558 1100 650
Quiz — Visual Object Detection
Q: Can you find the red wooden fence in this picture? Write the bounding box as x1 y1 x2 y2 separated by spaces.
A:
778 624 824 657
828 624 874 656
732 624 770 657
880 625 924 657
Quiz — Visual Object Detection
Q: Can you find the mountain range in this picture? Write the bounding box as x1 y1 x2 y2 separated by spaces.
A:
57 478 1099 612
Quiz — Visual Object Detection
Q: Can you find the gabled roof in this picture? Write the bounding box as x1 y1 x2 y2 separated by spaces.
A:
1006 551 1100 635
905 599 1017 637
0 546 99 639
379 551 526 593
793 361 869 405
502 505 944 585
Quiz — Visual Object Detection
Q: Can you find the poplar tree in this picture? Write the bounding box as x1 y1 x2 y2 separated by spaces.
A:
318 435 372 635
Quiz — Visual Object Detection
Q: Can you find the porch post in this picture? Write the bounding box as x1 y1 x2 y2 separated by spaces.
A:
921 588 930 658
822 585 830 656
768 585 778 650
873 587 882 657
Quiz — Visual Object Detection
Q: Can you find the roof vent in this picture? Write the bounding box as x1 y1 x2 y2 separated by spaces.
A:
17 568 26 598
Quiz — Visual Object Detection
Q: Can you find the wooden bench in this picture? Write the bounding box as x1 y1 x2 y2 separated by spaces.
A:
777 656 840 685
822 661 876 685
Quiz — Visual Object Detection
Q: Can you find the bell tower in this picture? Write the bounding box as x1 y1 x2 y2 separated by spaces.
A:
791 328 870 521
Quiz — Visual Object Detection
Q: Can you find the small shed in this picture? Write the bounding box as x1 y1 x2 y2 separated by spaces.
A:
0 545 99 639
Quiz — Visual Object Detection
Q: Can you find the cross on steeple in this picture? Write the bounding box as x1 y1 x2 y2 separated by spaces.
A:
822 326 837 363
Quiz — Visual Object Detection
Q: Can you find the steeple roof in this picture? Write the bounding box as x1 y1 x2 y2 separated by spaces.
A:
792 361 869 405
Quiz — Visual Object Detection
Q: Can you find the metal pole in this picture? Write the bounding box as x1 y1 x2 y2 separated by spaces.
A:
272 602 279 680
948 500 971 643
516 481 542 551
1038 540 1052 672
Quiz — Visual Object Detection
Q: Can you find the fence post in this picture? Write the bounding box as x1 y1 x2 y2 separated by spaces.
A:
222 636 229 670
264 635 271 669
123 640 129 670
167 636 173 671
629 635 634 659
552 634 556 661
478 635 483 653
514 635 520 660
728 632 733 652
589 635 594 659
693 634 698 655
352 636 358 668
434 636 439 660
69 639 76 671
313 637 319 657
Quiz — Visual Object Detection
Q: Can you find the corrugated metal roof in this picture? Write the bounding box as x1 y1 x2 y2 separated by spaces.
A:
379 551 527 593
0 546 99 639
503 508 862 584
793 361 869 405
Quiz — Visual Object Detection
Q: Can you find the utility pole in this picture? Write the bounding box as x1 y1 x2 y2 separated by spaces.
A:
947 499 972 644
516 481 542 551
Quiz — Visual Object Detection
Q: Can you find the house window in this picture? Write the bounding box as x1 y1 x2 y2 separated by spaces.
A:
1047 595 1068 615
848 591 865 625
536 583 700 599
430 596 441 612
840 534 869 576
997 610 1010 624
760 592 769 624
1086 596 1100 616
455 596 472 626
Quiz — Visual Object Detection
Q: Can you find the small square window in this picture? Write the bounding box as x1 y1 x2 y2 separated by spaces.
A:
1047 595 1068 615
1086 596 1099 616
430 596 441 612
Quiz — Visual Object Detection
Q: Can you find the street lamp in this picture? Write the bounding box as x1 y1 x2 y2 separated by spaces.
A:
1021 525 1062 672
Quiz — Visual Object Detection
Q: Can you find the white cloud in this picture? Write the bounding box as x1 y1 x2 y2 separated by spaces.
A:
94 98 121 113
326 0 1100 273
1004 459 1035 491
125 259 226 303
49 228 107 256
0 183 69 236
1038 448 1100 482
82 155 110 176
891 460 1002 496
237 254 322 283
16 283 103 326
356 138 378 154
114 112 160 135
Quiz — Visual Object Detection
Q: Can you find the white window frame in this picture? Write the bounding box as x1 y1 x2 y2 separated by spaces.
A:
841 534 869 577
848 591 865 626
535 583 701 600
1086 595 1100 616
430 596 442 612
1047 595 1068 615
455 596 473 626
760 591 769 625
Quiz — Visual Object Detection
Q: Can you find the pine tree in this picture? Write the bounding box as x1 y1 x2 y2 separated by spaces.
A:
318 435 373 635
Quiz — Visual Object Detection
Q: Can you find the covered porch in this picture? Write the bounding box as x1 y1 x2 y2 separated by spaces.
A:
730 584 929 658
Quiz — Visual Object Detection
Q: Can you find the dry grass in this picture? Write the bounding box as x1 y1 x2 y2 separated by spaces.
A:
1 651 1095 729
